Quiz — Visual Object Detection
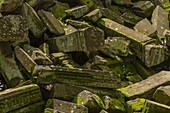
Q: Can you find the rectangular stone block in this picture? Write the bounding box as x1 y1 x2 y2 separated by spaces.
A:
34 65 121 89
83 9 102 22
118 71 170 99
46 99 88 113
0 84 42 113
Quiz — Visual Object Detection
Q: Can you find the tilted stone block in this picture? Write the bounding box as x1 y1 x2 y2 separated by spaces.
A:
112 0 132 6
0 15 28 42
66 19 91 29
46 99 88 113
0 0 22 12
39 43 50 56
0 84 42 113
118 71 170 99
44 108 64 113
83 9 102 22
151 5 169 37
153 85 170 106
22 3 46 38
163 29 170 46
33 65 121 89
0 42 25 87
38 9 65 35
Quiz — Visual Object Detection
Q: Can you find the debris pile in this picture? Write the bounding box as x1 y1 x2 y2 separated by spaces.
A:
0 0 170 113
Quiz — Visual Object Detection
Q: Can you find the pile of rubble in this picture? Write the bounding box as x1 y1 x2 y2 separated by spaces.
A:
0 0 170 113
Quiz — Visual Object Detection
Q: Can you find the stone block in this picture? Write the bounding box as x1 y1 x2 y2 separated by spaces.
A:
83 9 102 22
0 0 22 12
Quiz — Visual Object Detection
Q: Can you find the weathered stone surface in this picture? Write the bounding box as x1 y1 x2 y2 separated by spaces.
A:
134 18 156 37
99 7 124 24
93 55 107 65
153 85 170 105
44 108 64 113
144 44 165 67
83 9 102 22
23 44 53 65
142 99 170 113
39 43 50 56
121 12 143 26
132 1 154 18
51 83 119 100
65 5 89 19
0 42 25 87
100 109 108 113
163 29 170 46
46 99 88 113
79 0 95 8
0 0 22 12
9 101 45 113
0 15 28 42
99 37 130 57
50 52 67 65
48 0 70 20
14 46 38 73
38 9 65 35
11 37 30 48
49 25 104 52
112 0 132 6
0 84 42 113
151 5 169 37
66 19 91 28
74 90 105 113
102 96 126 113
153 0 169 6
22 3 46 38
34 65 121 89
118 71 170 99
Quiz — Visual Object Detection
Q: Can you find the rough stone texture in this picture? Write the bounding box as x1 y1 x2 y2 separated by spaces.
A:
132 1 154 18
23 44 53 65
38 9 65 35
66 19 91 29
0 42 25 87
14 46 38 73
112 0 132 6
0 84 42 113
0 15 28 42
100 110 108 113
99 37 130 57
134 18 156 37
153 85 170 106
151 5 169 37
0 0 23 12
34 65 121 89
9 101 45 113
46 99 88 113
50 52 66 65
75 90 105 113
44 108 64 113
163 29 170 46
49 25 104 52
118 71 170 99
22 3 46 38
153 0 169 6
65 5 89 19
83 9 102 22
99 7 124 24
39 43 50 56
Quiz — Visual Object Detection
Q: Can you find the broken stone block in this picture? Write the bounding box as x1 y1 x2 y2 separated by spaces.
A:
50 52 67 65
66 19 91 29
142 99 170 113
99 37 130 57
0 84 42 113
51 83 119 101
132 1 154 18
100 109 108 113
144 44 165 67
74 90 105 113
83 9 102 22
11 37 30 48
44 108 64 113
109 5 122 15
9 101 45 113
153 85 170 105
0 0 22 12
39 43 50 56
34 65 121 89
14 46 38 73
65 5 89 19
118 71 170 99
0 42 25 87
112 0 132 6
102 96 126 113
152 0 169 6
38 9 65 35
93 55 107 65
46 99 88 113
49 25 104 52
163 29 170 46
121 12 143 26
22 3 46 38
23 44 53 65
0 15 28 42
134 18 157 37
151 5 169 37
99 7 124 24
126 75 143 84
15 80 33 88
26 0 54 11
79 0 95 8
48 1 70 20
